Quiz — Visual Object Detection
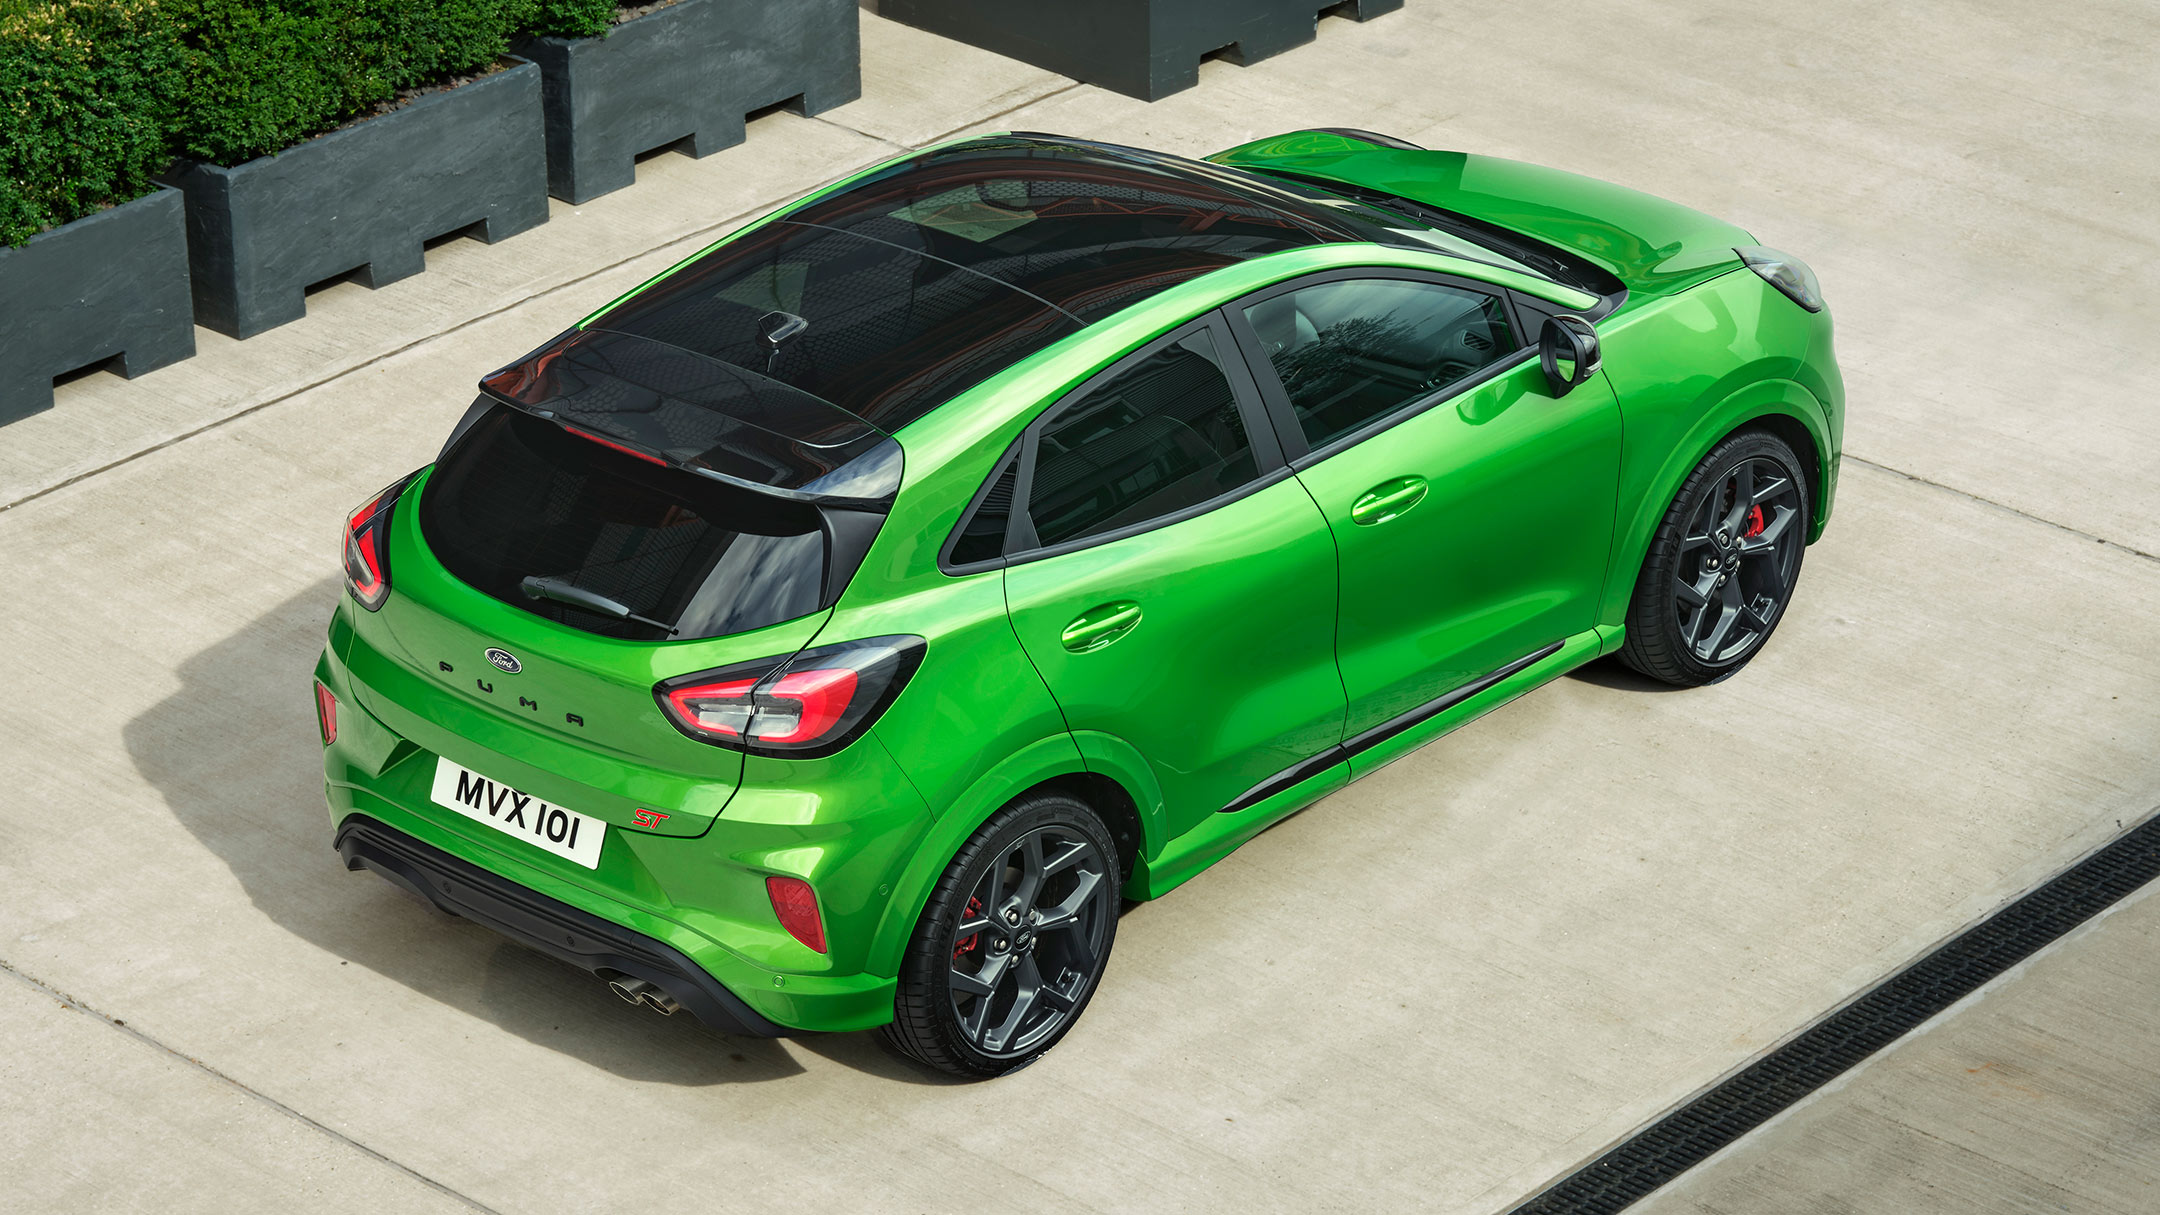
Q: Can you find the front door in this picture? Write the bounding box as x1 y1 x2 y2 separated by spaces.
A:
1230 272 1622 736
998 317 1345 840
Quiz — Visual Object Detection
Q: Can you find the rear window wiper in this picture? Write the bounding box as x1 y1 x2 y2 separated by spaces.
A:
520 576 679 636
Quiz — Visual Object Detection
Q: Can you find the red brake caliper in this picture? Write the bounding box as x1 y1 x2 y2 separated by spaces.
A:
952 896 983 962
1744 504 1766 538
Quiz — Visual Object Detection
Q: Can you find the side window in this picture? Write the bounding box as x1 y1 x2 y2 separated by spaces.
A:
1022 326 1261 549
947 453 1017 567
1243 278 1516 450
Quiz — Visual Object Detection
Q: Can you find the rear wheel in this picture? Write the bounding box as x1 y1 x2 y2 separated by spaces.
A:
1621 430 1812 686
883 792 1120 1078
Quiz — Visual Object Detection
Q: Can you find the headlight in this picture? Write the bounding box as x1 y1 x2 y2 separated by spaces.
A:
1736 246 1824 312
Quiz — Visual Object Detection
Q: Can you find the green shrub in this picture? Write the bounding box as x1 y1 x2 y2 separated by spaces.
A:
0 0 628 244
528 0 616 40
164 0 375 166
0 0 185 247
170 0 553 166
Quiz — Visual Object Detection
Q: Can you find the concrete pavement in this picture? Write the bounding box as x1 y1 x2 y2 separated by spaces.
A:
2 2 2156 1212
1638 884 2160 1215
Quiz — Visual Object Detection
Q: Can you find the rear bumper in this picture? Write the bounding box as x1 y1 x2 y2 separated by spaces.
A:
316 623 908 1034
336 814 785 1037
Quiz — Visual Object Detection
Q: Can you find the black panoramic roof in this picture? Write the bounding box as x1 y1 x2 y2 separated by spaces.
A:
579 134 1407 433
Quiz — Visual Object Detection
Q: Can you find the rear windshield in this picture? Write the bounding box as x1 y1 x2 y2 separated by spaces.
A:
420 407 827 641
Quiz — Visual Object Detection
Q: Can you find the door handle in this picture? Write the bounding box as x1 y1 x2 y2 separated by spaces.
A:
1350 475 1429 526
1061 601 1143 653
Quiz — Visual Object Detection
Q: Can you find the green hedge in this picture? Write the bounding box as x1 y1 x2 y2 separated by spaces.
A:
0 0 627 246
0 0 185 249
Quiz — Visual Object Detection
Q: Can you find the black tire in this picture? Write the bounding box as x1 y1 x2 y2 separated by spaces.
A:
882 792 1120 1079
1620 429 1813 686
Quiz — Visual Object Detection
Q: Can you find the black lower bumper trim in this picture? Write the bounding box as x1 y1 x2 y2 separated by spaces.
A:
335 814 787 1038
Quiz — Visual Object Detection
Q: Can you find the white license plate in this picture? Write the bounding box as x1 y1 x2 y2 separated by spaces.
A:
429 757 605 869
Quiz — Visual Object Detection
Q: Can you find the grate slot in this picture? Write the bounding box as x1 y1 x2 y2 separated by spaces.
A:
1508 808 2160 1215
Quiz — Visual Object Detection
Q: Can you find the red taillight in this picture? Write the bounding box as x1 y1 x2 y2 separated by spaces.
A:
766 876 826 953
655 636 924 759
314 681 338 745
343 473 415 611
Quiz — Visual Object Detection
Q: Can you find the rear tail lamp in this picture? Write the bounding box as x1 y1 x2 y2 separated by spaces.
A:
343 472 419 611
656 635 925 759
766 876 827 953
314 680 338 745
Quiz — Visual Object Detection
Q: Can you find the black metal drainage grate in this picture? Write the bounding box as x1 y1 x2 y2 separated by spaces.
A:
1507 808 2160 1215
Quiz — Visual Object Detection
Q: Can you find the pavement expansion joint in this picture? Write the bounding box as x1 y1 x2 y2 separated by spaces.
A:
1842 455 2160 567
0 955 502 1215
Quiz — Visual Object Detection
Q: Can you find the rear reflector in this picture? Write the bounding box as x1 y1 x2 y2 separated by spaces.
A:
314 681 338 745
766 876 827 953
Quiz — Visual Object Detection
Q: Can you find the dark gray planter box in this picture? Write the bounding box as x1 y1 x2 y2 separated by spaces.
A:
517 0 862 204
169 58 549 340
882 0 1401 101
0 187 195 425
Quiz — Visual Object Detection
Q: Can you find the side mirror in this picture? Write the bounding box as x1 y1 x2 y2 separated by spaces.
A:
1539 314 1600 397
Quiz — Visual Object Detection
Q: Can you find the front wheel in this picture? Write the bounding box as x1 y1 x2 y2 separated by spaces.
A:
882 792 1120 1078
1621 430 1812 686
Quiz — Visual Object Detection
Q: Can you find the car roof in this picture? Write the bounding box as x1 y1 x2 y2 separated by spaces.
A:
582 133 1407 434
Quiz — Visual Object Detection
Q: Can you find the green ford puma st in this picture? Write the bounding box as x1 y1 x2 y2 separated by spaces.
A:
315 129 1842 1077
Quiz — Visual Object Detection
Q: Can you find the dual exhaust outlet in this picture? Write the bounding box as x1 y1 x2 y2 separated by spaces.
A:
607 974 682 1016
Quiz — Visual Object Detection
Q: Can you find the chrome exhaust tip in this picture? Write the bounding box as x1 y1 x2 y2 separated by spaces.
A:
606 975 681 1015
608 975 655 1005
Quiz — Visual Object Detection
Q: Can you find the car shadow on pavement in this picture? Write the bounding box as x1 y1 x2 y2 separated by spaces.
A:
125 579 949 1086
1566 654 1693 693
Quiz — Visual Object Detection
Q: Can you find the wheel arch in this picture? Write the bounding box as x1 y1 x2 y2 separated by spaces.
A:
1601 378 1833 632
863 735 1156 979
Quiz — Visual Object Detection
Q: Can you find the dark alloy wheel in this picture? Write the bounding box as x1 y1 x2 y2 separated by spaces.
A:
1621 430 1812 686
883 792 1120 1078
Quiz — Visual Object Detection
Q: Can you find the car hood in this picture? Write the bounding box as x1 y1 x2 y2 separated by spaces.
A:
1210 132 1755 296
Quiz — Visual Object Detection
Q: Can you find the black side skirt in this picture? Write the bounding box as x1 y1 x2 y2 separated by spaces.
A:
1219 641 1565 815
335 814 787 1037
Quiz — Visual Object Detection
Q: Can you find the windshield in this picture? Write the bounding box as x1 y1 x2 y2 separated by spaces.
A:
1242 169 1623 296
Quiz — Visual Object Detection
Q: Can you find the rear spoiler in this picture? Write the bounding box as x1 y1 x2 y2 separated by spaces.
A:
476 327 903 510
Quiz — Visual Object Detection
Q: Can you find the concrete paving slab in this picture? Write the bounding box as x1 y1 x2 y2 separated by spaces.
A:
1637 883 2160 1215
821 9 1073 147
0 970 473 1215
0 2 2156 1212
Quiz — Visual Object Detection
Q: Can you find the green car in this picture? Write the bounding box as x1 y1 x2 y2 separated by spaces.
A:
316 130 1841 1077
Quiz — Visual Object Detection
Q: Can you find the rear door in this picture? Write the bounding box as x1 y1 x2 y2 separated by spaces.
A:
994 315 1345 841
1227 270 1621 737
